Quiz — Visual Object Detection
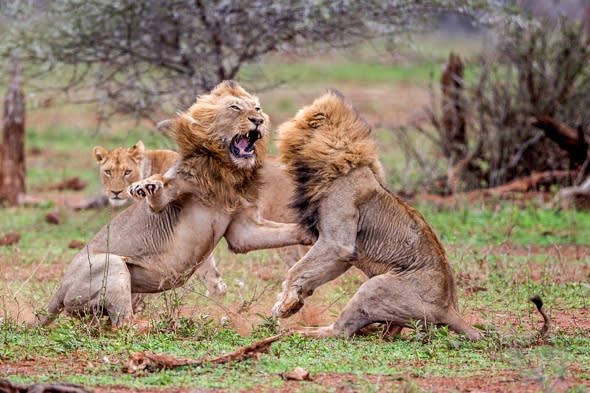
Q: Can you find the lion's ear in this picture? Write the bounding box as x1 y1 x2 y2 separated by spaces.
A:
93 146 108 163
326 88 346 101
130 141 145 160
157 119 175 135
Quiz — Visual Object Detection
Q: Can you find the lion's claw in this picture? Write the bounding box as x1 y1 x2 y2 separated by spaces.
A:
127 179 164 200
272 286 305 318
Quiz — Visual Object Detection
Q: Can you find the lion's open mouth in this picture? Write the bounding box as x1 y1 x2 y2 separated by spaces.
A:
230 130 262 159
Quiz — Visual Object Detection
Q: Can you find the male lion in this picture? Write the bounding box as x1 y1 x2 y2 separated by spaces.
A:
272 91 549 340
92 141 226 297
35 80 310 327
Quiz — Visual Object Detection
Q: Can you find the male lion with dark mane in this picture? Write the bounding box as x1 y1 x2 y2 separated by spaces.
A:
34 81 311 327
272 91 549 341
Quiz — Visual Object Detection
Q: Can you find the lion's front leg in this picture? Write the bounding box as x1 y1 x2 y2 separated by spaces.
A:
224 207 313 254
272 201 359 319
272 240 353 318
127 174 177 213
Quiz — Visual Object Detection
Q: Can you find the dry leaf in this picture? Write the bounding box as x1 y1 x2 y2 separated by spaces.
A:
68 240 85 249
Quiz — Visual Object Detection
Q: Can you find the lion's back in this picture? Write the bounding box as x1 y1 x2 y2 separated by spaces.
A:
355 188 448 276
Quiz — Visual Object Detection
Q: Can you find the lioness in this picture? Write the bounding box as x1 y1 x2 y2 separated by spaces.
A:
93 141 179 207
35 80 310 327
92 141 226 297
272 91 549 340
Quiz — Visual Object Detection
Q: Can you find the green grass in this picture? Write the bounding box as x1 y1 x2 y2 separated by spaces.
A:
1 196 588 391
419 202 590 247
2 319 588 390
242 57 481 88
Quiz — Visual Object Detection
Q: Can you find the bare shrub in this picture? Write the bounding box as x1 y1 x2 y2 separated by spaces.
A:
397 17 590 194
0 1 499 123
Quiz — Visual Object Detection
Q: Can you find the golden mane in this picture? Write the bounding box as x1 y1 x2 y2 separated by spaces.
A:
171 80 269 211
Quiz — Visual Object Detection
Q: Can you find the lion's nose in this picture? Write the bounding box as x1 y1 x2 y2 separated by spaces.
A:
249 117 263 126
112 190 123 198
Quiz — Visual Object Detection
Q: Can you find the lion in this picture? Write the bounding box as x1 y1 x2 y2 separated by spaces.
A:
92 141 226 297
271 90 549 341
93 141 179 207
34 80 311 327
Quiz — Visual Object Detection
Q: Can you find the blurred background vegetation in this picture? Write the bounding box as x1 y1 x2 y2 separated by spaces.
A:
1 0 589 205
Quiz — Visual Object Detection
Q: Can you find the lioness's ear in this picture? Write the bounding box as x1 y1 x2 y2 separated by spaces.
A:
130 140 145 160
93 146 108 163
156 119 175 135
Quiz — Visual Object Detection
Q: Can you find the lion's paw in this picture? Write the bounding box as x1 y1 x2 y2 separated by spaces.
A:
272 286 304 318
127 178 164 200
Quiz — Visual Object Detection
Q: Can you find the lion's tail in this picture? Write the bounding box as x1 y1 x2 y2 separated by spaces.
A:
524 295 550 345
501 295 550 348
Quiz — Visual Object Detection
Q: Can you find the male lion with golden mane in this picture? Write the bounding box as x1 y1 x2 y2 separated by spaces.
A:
35 81 310 327
272 91 549 341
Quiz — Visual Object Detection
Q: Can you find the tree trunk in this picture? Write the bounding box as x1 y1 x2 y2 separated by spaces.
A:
0 56 26 206
441 52 467 163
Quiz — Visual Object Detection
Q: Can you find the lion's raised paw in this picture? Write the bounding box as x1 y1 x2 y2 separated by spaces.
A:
127 178 164 199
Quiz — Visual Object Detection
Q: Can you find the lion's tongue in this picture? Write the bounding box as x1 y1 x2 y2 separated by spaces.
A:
236 136 250 153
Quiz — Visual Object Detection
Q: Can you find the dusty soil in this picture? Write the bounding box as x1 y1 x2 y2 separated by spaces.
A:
2 368 586 393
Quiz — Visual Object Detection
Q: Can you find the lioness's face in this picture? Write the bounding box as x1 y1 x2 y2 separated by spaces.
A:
93 142 144 207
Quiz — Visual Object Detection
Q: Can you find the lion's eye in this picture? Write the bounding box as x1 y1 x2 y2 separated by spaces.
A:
124 170 132 177
255 106 261 112
104 170 112 177
229 105 241 111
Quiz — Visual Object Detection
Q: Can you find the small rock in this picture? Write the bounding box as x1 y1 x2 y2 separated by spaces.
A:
282 367 311 381
0 232 20 246
45 211 61 225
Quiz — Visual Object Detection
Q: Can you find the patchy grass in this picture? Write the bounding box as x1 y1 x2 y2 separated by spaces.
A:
2 187 589 392
419 202 590 247
1 36 589 392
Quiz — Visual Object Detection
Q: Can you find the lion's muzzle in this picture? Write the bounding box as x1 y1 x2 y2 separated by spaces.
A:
230 130 262 159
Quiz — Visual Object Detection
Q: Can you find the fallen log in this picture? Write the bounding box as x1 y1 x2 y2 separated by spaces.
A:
420 170 576 206
530 115 588 168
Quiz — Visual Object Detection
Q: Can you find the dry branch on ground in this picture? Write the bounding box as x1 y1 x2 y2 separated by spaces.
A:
124 333 284 373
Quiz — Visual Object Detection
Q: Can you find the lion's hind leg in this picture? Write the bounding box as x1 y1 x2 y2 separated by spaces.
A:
61 253 134 328
322 273 481 340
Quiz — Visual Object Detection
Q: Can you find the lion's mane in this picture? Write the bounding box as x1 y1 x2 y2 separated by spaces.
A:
172 81 269 212
277 90 385 236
